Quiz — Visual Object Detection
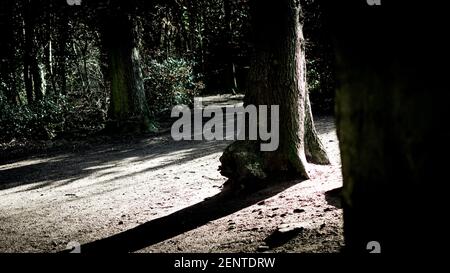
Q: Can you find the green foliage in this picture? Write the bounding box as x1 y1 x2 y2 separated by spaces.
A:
143 58 204 115
303 0 336 114
0 95 68 142
0 93 107 142
0 0 336 143
61 94 107 138
306 58 335 114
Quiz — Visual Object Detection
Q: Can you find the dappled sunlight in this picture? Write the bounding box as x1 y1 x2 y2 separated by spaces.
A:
0 116 342 253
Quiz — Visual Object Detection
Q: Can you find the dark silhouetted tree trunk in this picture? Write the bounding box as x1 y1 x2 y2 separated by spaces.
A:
220 0 328 184
0 0 20 105
323 0 448 253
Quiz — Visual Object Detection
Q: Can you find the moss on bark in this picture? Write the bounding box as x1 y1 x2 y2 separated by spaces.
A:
101 9 156 134
219 0 329 185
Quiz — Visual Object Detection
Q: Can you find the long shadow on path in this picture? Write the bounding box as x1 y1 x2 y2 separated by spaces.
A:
73 178 303 253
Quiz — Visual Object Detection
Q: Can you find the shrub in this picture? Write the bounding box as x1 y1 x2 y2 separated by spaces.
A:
143 58 204 116
307 58 335 114
0 95 68 142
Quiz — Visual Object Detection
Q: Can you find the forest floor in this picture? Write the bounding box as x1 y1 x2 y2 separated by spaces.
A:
0 95 343 253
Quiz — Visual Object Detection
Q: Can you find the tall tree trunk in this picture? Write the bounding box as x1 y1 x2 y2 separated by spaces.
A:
224 0 238 93
198 1 207 75
323 0 448 253
44 39 57 97
22 0 44 103
305 90 330 165
220 0 329 184
0 0 19 105
186 0 199 59
30 58 44 100
44 1 57 97
56 6 69 96
101 10 154 133
23 0 34 104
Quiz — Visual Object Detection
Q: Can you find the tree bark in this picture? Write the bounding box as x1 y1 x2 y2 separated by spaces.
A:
224 0 238 93
323 0 448 253
22 0 34 104
220 0 329 184
101 9 155 133
22 0 44 103
56 4 69 96
30 58 44 100
305 90 330 165
0 0 20 105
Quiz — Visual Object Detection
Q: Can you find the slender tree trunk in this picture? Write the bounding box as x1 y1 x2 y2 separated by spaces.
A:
57 7 69 96
173 3 188 55
23 0 34 104
23 63 33 103
22 0 44 103
187 0 199 57
30 58 44 100
44 2 57 97
101 10 154 133
44 39 57 96
0 1 19 105
224 0 238 93
198 2 207 76
220 0 329 184
8 68 19 105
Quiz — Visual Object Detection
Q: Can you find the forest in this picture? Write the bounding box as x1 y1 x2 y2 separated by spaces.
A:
0 0 448 257
0 0 333 144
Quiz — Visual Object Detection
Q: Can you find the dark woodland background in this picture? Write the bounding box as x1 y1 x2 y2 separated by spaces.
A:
0 0 334 145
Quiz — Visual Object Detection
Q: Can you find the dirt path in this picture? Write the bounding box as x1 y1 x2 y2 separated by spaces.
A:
0 96 343 253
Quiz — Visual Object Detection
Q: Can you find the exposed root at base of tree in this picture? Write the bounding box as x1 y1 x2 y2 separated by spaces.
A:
219 141 310 186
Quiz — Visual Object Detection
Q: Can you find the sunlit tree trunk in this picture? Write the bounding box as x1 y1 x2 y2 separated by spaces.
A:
220 0 328 184
305 91 329 164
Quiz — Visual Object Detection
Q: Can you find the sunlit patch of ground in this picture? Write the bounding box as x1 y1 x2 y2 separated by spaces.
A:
0 95 342 253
